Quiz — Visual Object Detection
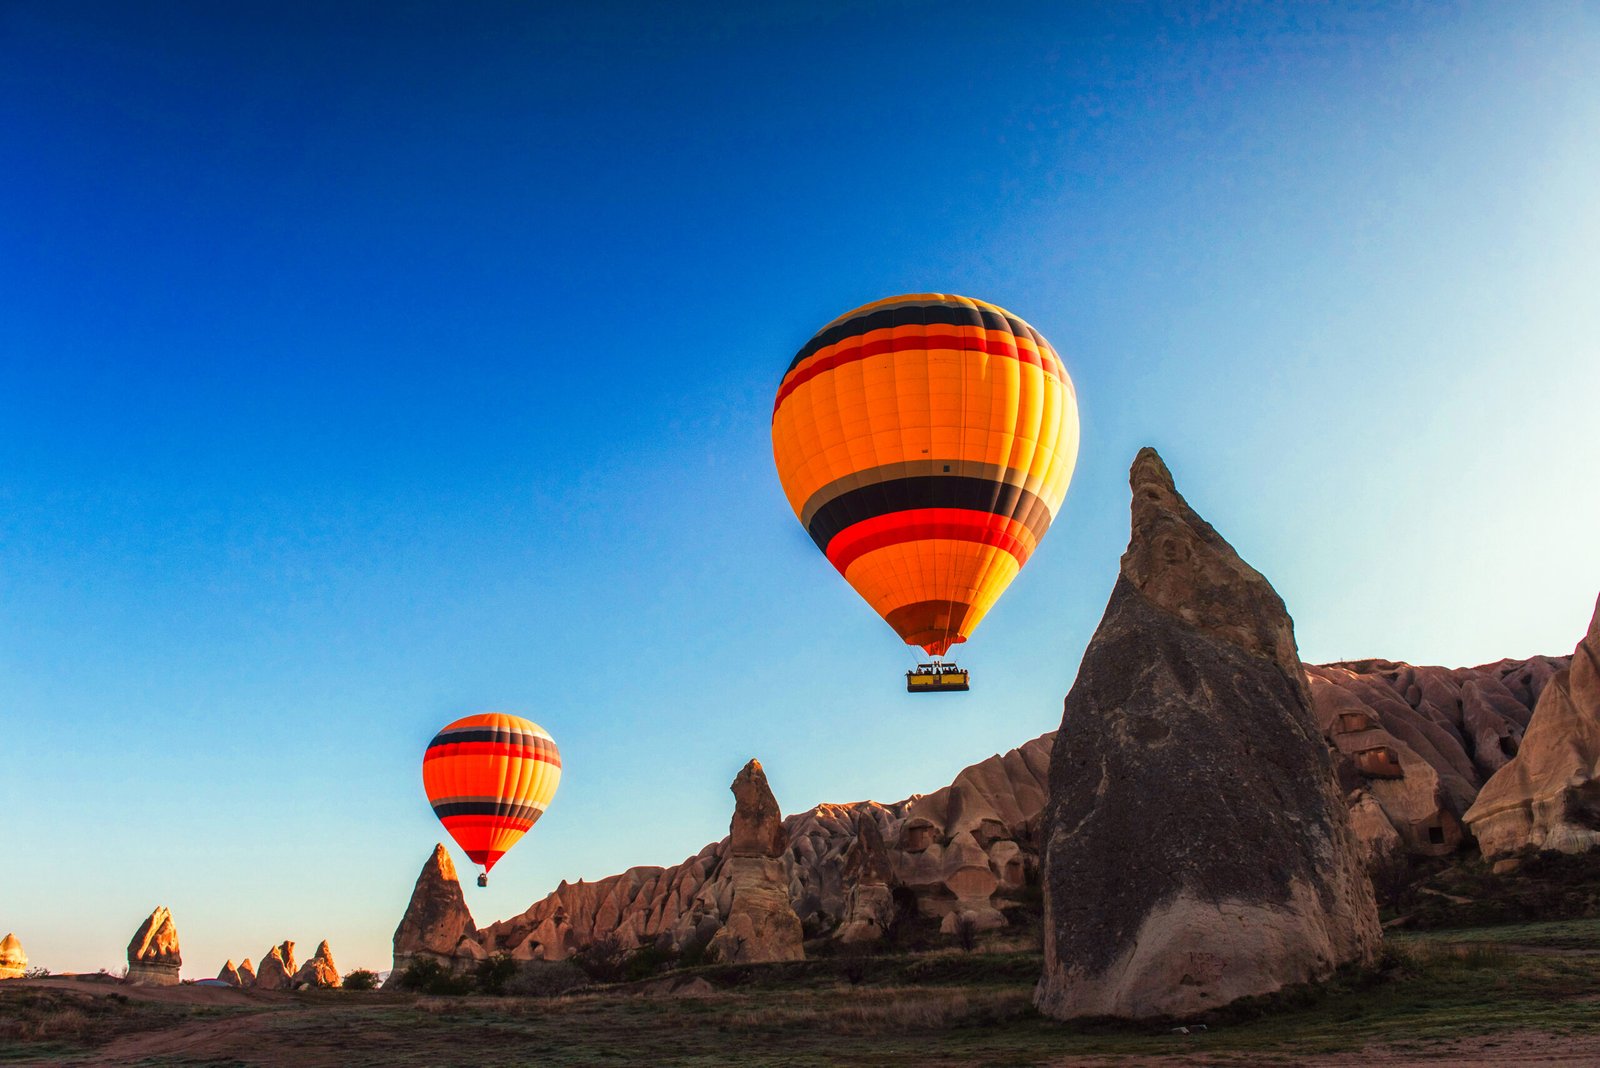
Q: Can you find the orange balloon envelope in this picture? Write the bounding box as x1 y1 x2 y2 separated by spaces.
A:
772 293 1079 656
423 713 561 875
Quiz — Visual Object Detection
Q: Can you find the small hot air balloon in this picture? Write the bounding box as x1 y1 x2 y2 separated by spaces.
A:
771 294 1079 691
422 713 561 887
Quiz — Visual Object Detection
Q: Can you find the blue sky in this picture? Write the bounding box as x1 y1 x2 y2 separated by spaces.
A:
3 1 1597 974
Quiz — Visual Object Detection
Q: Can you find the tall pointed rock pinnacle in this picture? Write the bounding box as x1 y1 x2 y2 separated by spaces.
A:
1034 448 1379 1020
389 843 479 981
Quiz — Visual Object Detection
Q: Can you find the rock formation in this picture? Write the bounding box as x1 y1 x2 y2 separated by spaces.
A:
389 844 478 982
1465 594 1600 858
422 733 1052 968
253 942 294 991
292 940 341 989
836 813 896 943
126 907 182 986
237 958 256 986
0 933 26 980
217 960 243 986
1034 448 1380 1020
1307 653 1560 859
706 760 805 963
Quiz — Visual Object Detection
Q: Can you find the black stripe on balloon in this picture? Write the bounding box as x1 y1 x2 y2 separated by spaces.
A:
784 302 1040 378
804 476 1054 553
431 800 544 820
427 729 548 748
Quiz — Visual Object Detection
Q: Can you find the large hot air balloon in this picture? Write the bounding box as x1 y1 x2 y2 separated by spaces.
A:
422 713 561 886
771 294 1079 691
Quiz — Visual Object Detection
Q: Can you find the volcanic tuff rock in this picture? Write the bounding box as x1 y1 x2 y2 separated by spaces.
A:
1465 594 1600 858
837 813 896 943
292 940 341 989
126 907 182 986
1034 448 1379 1020
706 760 805 963
0 933 26 980
1306 651 1561 858
389 843 478 982
237 958 256 986
253 943 294 991
452 732 1054 968
217 960 243 987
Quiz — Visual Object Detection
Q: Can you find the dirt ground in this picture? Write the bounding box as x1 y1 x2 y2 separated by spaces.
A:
0 974 1596 1068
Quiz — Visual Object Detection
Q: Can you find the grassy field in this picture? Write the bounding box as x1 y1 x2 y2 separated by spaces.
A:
5 923 1600 1067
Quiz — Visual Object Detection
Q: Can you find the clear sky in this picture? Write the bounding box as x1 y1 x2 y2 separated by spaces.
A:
3 1 1597 976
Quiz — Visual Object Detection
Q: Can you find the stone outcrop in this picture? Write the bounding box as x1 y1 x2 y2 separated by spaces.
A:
389 844 478 981
1465 595 1600 858
126 907 182 986
0 933 26 980
448 733 1052 966
1034 448 1380 1020
706 760 805 964
1307 653 1561 859
292 940 341 989
253 942 294 991
836 813 896 943
217 960 243 986
237 958 256 986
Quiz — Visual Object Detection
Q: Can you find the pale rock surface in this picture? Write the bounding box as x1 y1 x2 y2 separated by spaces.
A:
253 944 294 991
1034 448 1379 1020
292 940 341 989
237 958 256 986
389 843 480 980
217 960 243 987
0 933 26 980
126 907 182 986
837 813 896 943
467 735 1053 965
1466 594 1600 858
1307 652 1561 858
706 760 804 963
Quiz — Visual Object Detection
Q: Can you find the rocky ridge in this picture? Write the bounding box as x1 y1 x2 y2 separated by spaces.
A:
395 632 1567 973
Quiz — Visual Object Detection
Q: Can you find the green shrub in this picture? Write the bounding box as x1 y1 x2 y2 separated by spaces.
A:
341 968 379 991
395 957 474 996
475 954 519 996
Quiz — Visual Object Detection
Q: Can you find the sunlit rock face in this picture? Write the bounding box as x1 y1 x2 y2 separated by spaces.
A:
292 940 341 989
1466 594 1600 858
467 735 1055 964
126 906 182 986
253 942 295 990
1034 448 1379 1021
0 933 27 980
217 960 243 987
388 843 478 982
707 760 804 964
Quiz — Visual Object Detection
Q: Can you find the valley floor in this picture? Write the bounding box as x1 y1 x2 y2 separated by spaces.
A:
5 922 1600 1067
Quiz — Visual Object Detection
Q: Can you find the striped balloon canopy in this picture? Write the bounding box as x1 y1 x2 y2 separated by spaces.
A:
772 293 1079 656
422 713 561 877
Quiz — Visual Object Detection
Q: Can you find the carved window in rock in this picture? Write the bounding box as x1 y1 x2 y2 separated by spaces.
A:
1354 745 1404 780
1337 711 1377 735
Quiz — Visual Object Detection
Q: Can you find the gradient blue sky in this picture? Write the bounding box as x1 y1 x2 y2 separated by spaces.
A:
3 1 1597 975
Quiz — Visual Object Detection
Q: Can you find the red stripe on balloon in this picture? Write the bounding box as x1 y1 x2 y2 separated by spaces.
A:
824 508 1034 575
773 331 1064 416
423 743 562 766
